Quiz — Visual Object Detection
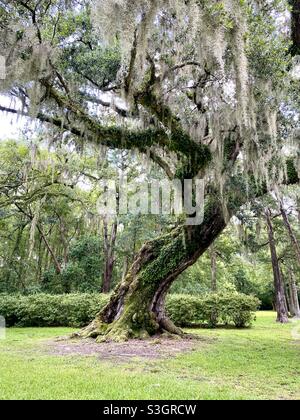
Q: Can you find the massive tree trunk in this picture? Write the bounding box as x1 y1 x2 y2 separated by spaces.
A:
265 209 289 324
80 203 226 342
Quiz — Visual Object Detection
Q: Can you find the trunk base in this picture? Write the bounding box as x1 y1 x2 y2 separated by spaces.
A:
77 313 184 343
276 314 289 324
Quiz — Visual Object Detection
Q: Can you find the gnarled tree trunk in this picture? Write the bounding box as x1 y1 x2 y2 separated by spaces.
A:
80 203 226 342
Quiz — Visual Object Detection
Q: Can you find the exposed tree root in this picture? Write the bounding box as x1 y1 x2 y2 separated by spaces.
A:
74 313 187 343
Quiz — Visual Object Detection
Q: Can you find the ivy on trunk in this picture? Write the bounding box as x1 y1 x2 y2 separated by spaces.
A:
80 201 226 341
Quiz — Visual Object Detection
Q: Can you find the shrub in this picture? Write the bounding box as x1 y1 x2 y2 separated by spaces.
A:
166 292 260 328
0 293 110 328
166 295 203 327
0 292 260 328
0 294 21 326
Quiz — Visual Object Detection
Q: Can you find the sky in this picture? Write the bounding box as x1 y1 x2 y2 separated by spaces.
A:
0 95 29 140
0 114 23 140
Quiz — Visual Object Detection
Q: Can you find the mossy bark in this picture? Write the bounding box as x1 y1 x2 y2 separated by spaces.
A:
80 203 226 342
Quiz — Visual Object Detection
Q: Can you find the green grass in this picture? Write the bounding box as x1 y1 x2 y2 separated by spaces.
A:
0 312 299 400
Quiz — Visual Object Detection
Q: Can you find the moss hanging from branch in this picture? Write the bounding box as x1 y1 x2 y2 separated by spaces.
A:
0 0 295 210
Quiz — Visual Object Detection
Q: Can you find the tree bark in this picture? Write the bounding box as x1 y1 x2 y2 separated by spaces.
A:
102 217 118 294
280 269 290 316
290 0 300 56
80 202 226 341
209 245 218 326
58 216 69 266
280 202 300 266
286 280 294 316
265 209 289 324
280 203 300 317
37 225 62 275
297 198 300 225
288 267 300 318
122 256 130 281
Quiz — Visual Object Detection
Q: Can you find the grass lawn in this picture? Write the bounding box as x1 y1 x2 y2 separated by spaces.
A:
0 311 299 400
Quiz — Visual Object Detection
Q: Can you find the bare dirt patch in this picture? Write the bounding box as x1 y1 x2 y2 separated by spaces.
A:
46 336 209 363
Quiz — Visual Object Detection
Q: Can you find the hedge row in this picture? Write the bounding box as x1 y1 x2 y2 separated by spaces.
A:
0 292 260 329
166 293 261 328
0 294 110 328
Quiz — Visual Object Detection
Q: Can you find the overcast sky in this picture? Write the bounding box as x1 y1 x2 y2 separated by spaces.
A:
0 96 27 140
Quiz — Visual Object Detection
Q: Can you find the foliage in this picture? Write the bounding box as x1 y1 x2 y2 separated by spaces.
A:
0 140 298 318
42 236 104 294
166 293 260 328
0 292 259 328
0 0 299 336
172 225 275 308
0 293 110 328
0 141 175 295
62 236 103 292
